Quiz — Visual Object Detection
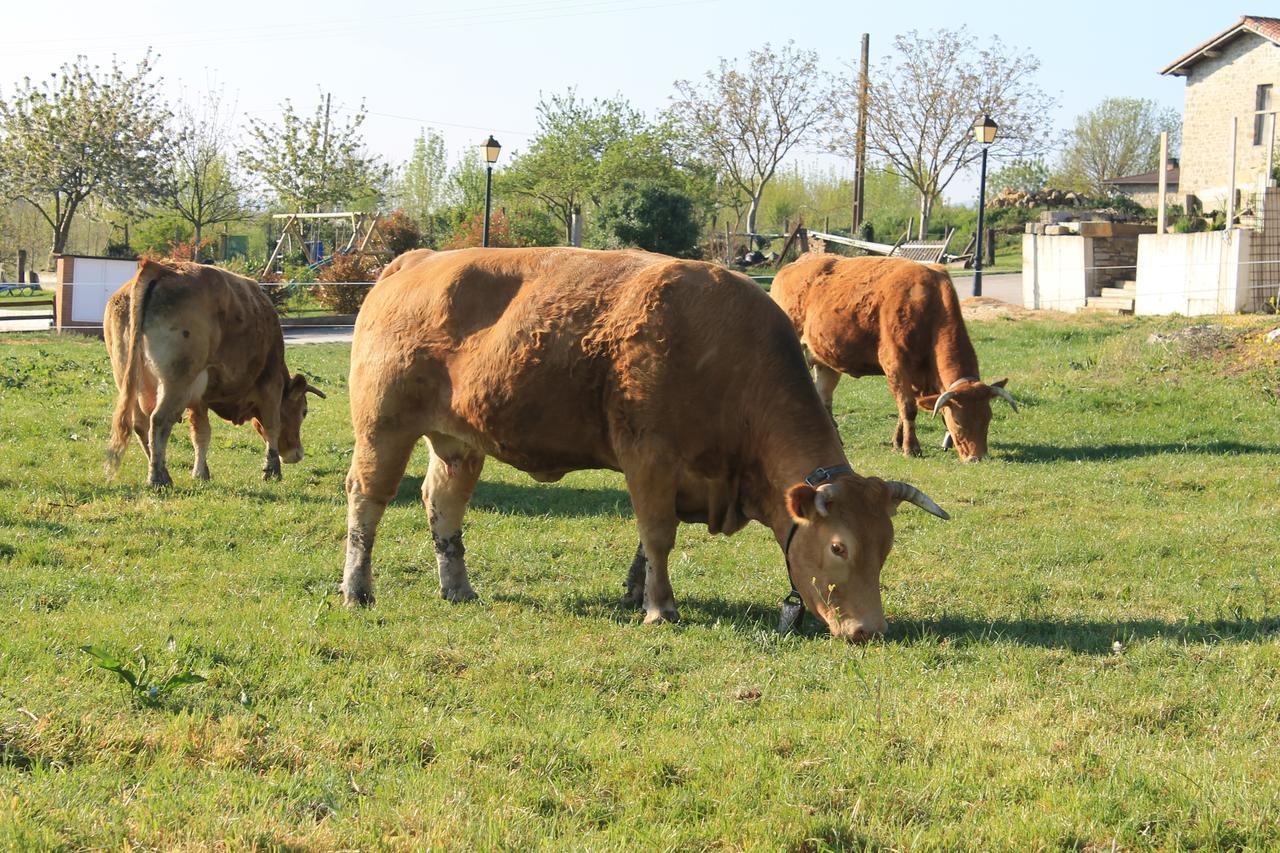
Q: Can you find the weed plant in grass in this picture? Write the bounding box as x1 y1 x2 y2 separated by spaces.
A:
1 315 1278 848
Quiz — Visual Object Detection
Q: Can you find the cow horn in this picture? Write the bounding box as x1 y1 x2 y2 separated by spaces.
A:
885 481 950 520
305 383 327 399
931 391 956 416
991 384 1018 412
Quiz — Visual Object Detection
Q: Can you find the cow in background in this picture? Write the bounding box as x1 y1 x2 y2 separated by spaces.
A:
771 254 1016 461
105 259 324 486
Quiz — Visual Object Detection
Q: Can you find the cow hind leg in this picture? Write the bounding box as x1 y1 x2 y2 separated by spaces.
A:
342 429 419 606
621 542 646 607
146 384 189 487
423 437 485 603
813 362 841 418
189 405 211 480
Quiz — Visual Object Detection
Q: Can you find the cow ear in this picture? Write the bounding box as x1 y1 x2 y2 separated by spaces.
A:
990 378 1009 389
786 484 820 524
286 373 308 399
916 393 943 412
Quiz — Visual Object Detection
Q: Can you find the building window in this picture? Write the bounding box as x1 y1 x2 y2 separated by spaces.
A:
1255 83 1273 146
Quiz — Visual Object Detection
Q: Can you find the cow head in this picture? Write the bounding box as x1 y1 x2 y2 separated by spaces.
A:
784 477 948 642
277 373 326 463
916 378 1017 462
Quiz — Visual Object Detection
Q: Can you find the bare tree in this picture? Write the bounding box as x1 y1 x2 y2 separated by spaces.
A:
670 42 839 236
0 53 171 258
168 88 245 249
837 28 1056 238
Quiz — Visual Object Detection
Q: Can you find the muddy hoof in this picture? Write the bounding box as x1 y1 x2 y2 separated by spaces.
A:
341 586 375 607
643 608 680 625
442 585 478 604
621 583 645 608
148 470 173 488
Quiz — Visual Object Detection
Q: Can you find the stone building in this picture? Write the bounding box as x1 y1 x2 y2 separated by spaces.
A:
1161 15 1280 209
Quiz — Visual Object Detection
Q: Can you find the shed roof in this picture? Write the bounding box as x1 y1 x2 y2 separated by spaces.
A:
1161 15 1280 76
1104 162 1180 188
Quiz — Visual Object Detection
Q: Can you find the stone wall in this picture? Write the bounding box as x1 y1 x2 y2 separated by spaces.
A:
1089 235 1139 292
1178 32 1280 205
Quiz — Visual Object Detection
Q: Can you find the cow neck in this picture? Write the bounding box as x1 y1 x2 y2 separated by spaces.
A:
757 426 850 543
932 292 982 392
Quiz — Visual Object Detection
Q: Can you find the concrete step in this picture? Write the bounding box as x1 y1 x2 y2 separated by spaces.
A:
1100 286 1135 298
1083 295 1134 314
1118 280 1137 291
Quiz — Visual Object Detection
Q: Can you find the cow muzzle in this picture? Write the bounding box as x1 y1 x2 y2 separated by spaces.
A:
830 617 887 643
283 447 304 464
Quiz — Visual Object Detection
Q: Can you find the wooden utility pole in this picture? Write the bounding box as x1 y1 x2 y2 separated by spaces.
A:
851 33 870 235
1156 132 1169 234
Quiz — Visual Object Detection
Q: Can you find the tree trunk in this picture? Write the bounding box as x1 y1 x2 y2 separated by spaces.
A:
746 191 764 239
917 193 935 240
50 195 82 257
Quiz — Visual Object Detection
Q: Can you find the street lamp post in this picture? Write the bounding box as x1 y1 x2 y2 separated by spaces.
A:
972 114 998 297
482 135 502 247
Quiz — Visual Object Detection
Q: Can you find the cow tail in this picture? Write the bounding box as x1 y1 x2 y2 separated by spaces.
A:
106 276 157 475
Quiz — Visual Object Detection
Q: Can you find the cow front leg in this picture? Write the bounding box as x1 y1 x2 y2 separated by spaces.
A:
621 542 646 607
883 364 922 458
423 438 485 603
813 362 841 420
189 405 211 480
342 430 418 606
623 464 680 625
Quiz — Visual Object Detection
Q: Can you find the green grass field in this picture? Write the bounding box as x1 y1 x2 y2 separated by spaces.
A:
2 314 1279 849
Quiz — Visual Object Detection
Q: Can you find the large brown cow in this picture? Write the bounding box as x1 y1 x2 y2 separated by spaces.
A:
105 259 325 486
341 247 949 641
771 254 1017 462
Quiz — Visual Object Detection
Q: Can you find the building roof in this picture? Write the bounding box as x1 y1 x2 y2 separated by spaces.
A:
1104 162 1180 188
1161 15 1280 76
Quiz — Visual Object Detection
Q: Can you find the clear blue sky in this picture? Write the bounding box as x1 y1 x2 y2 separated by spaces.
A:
1 0 1242 202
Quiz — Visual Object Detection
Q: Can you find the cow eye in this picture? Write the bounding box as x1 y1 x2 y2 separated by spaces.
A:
830 541 848 559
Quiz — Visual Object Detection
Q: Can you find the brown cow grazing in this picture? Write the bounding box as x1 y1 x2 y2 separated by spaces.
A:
105 259 325 486
771 254 1017 462
376 248 434 281
342 247 949 641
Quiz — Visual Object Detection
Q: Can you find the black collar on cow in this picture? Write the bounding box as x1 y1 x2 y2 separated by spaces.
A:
778 463 853 634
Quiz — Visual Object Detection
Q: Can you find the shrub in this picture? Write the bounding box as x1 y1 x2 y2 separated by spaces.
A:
443 209 513 249
378 209 422 257
313 254 379 314
596 181 699 258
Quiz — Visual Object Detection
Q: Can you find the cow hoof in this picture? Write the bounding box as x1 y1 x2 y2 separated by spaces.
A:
148 471 173 488
643 608 680 625
441 585 478 604
192 466 210 481
341 586 375 607
906 446 923 458
620 585 645 608
263 468 282 482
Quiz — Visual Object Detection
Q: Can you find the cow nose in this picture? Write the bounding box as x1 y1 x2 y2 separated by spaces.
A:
836 620 886 643
284 448 304 464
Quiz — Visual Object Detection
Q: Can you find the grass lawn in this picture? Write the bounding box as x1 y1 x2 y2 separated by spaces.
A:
2 314 1279 848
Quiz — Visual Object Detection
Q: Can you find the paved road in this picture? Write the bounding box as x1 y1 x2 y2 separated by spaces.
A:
2 272 1027 342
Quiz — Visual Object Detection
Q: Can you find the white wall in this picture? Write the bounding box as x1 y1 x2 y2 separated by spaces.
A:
1022 234 1092 312
1134 229 1252 316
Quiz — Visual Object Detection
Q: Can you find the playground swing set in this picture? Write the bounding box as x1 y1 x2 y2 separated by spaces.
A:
260 211 393 278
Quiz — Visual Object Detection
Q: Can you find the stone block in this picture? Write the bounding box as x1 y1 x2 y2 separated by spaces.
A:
1079 221 1114 237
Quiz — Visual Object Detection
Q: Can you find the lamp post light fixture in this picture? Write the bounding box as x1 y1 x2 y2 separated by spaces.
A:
972 114 998 297
482 135 502 247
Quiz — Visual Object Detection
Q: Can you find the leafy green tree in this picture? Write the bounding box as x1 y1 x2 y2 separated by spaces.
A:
595 181 700 257
0 53 171 256
168 88 244 249
839 27 1055 238
1056 98 1181 195
670 41 839 236
397 128 448 245
241 95 390 212
502 90 681 243
987 158 1051 194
